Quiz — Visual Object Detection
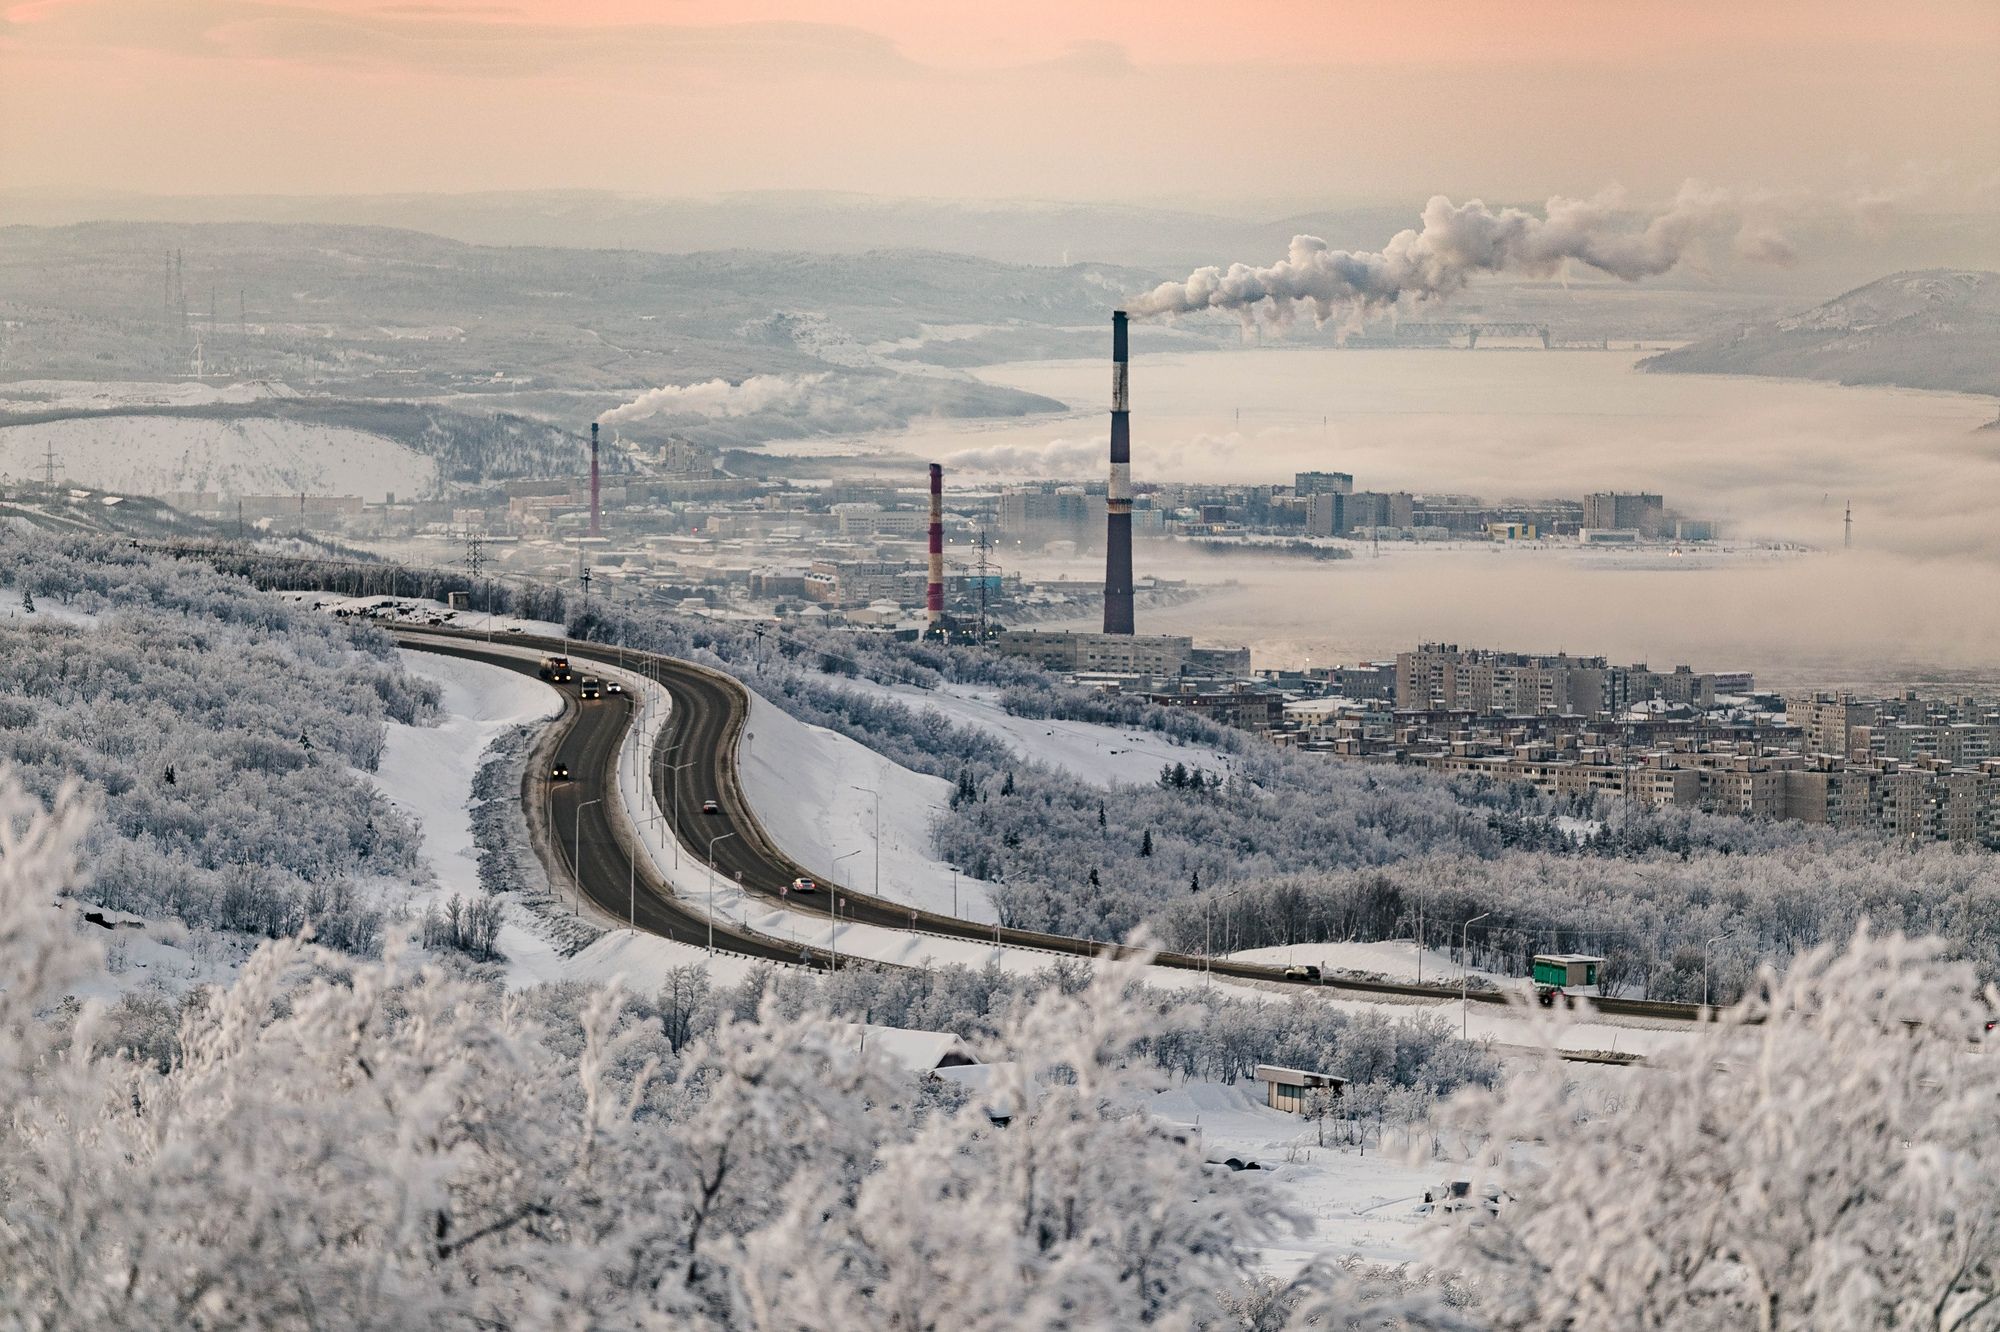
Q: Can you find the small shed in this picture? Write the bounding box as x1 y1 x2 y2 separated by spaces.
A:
1253 1065 1347 1115
1532 954 1605 990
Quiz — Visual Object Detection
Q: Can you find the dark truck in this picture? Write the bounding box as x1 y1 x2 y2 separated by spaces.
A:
539 655 573 683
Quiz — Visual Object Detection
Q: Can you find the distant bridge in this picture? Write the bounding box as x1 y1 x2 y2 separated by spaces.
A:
1389 322 1553 349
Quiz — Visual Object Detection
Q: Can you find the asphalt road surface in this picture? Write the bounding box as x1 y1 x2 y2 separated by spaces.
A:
401 639 821 967
394 627 1707 1027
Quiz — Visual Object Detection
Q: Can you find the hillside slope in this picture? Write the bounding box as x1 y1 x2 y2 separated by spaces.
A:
1639 270 2000 397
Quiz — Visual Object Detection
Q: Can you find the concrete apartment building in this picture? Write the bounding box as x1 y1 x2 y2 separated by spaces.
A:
1395 644 1723 717
1789 693 1880 758
994 630 1193 675
1294 471 1354 497
803 559 925 608
1582 492 1665 536
999 486 1102 546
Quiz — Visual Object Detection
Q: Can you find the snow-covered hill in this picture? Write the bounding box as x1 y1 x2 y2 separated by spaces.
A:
0 415 436 500
1640 268 2000 397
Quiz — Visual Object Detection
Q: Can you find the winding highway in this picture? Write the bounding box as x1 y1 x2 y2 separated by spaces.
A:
395 623 1702 1033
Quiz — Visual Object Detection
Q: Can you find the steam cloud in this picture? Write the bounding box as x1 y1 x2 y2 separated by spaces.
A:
598 373 830 426
1131 182 1792 327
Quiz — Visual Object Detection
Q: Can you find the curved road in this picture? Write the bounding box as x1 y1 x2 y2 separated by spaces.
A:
403 639 826 967
397 625 1700 1030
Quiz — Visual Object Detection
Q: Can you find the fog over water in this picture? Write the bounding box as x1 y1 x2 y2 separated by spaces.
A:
900 348 2000 690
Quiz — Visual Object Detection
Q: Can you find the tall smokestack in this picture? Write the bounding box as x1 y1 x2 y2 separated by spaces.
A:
926 462 945 626
589 421 602 538
1103 311 1135 635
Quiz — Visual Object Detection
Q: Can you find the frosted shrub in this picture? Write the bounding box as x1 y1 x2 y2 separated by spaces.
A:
1434 927 2000 1331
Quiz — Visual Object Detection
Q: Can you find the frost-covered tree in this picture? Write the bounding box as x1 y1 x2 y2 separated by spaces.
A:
1434 929 2000 1331
0 776 1455 1329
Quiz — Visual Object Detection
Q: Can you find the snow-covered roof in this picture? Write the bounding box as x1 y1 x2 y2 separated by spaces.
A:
1254 1065 1346 1088
841 1024 977 1074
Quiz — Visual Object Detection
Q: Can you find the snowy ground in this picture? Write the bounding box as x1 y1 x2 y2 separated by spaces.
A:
1145 1080 1448 1272
276 592 566 639
739 688 999 921
372 645 772 990
0 415 434 502
367 649 558 921
0 586 100 626
816 674 1237 789
1228 940 1509 989
0 378 297 412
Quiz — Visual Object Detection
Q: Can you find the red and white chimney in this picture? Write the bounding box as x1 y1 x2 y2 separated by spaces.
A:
926 462 945 626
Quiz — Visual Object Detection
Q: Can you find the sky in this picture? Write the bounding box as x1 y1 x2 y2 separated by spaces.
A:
2 0 1996 207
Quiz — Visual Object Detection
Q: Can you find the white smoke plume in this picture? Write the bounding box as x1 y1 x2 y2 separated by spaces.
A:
598 373 830 426
1130 182 1792 327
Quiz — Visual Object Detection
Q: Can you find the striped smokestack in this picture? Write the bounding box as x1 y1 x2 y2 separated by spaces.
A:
589 421 602 538
1102 311 1135 635
926 462 945 625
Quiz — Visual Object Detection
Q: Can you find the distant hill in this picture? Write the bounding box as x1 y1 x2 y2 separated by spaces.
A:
1639 270 2000 397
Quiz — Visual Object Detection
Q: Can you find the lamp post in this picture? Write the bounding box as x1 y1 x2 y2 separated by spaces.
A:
831 848 862 971
949 864 959 918
652 736 685 826
1461 911 1491 1038
849 785 881 899
572 798 602 917
1703 931 1733 1011
705 831 738 955
666 760 696 867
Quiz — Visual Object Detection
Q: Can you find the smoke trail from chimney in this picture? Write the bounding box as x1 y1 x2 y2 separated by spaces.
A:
1129 182 1791 328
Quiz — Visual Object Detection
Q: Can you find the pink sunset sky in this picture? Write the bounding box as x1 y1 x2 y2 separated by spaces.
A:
2 0 1995 204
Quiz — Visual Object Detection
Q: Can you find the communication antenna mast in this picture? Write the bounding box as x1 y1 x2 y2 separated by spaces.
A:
975 521 992 642
464 530 485 579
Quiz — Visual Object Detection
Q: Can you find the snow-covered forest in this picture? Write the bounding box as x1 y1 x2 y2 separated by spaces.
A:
6 774 1994 1329
0 534 434 951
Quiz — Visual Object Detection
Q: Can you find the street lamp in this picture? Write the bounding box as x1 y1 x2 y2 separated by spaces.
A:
665 760 697 866
1703 931 1733 1010
1461 911 1491 1038
572 797 603 917
831 848 862 971
705 831 738 955
849 785 881 899
949 864 959 918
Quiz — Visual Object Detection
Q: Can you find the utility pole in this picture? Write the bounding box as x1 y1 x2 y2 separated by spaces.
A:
975 521 992 643
39 441 63 489
1844 501 1853 550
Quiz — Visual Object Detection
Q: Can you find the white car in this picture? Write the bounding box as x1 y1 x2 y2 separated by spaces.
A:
789 877 819 894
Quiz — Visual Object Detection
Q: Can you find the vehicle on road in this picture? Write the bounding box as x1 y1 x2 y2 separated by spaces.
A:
549 762 571 781
578 676 603 699
539 655 572 683
606 680 623 695
1281 964 1321 982
702 799 721 815
790 877 819 894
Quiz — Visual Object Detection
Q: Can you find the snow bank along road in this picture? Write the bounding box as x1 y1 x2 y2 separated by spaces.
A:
394 626 1713 1030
